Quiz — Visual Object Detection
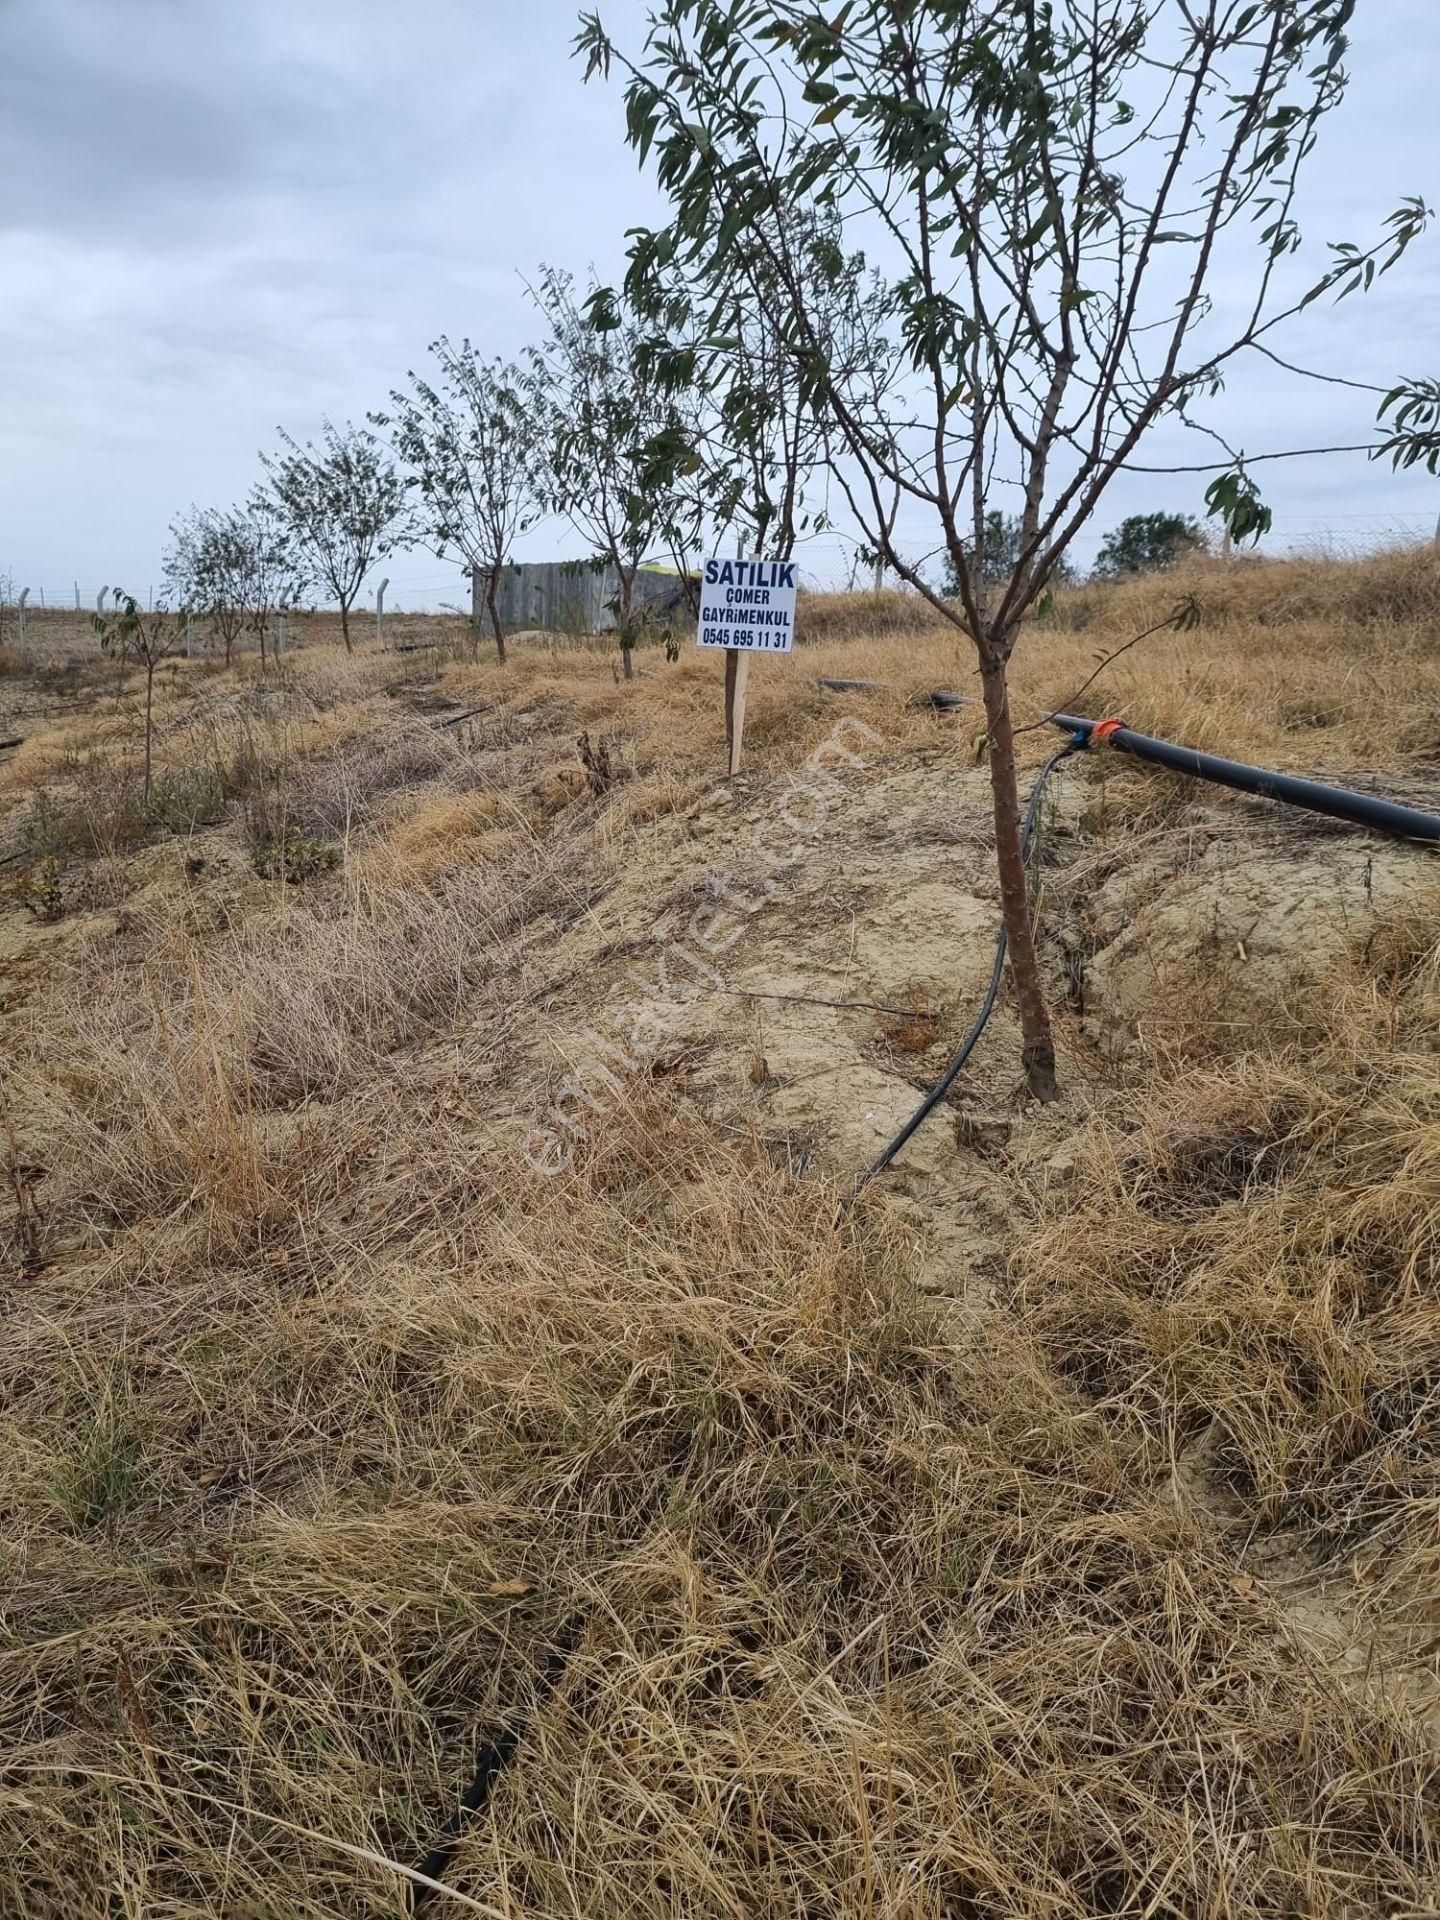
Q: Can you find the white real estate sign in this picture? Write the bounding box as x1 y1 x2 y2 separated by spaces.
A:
696 558 797 653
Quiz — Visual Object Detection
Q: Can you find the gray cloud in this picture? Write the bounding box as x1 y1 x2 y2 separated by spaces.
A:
1 0 1436 602
3 2 345 242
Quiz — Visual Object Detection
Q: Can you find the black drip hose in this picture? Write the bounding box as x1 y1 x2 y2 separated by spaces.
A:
1049 713 1440 843
410 1620 583 1914
856 742 1080 1191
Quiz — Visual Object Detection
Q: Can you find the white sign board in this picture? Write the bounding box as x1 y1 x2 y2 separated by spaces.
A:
696 558 797 653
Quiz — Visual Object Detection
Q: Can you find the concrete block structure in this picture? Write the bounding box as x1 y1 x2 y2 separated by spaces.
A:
471 560 696 636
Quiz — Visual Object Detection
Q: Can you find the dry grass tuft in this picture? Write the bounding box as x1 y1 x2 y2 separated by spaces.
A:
367 789 511 881
1019 544 1440 770
799 585 952 645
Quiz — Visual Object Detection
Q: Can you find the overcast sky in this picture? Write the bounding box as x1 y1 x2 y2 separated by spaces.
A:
2 0 1436 607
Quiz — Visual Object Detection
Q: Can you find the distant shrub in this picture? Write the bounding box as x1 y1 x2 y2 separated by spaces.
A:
148 765 225 833
1095 512 1205 577
18 777 150 861
18 856 64 922
251 824 340 883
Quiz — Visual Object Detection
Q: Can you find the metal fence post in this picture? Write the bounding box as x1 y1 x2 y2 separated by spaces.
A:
376 577 389 649
18 588 29 661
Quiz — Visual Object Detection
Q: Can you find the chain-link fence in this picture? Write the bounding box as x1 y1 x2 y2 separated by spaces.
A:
8 515 1437 619
785 515 1440 594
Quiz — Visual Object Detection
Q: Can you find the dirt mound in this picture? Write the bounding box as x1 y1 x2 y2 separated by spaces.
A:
1079 831 1433 1056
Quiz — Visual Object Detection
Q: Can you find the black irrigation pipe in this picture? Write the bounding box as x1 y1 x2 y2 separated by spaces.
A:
816 677 969 711
1049 713 1440 843
409 1618 584 1915
855 742 1080 1192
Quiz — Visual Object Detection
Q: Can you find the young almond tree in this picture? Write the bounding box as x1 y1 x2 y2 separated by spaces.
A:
373 345 540 664
94 595 185 805
580 0 1428 1097
164 507 250 665
527 265 698 679
237 500 300 672
259 420 407 654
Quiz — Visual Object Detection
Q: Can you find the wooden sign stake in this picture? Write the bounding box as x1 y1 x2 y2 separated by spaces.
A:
724 542 755 778
698 548 796 779
724 646 751 778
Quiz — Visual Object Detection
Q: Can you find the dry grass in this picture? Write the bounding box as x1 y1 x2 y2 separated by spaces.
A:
9 545 1439 840
801 547 1440 775
364 790 511 882
1013 878 1440 1646
5 605 474 674
4 551 1440 1916
1014 545 1440 770
489 545 1440 797
5 1087 1436 1916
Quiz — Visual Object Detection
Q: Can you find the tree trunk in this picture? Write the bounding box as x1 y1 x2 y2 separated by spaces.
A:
487 568 507 665
777 475 798 561
979 647 1058 1100
143 661 155 806
617 565 635 680
340 601 352 654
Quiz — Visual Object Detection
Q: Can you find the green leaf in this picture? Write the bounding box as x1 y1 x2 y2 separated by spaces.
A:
1203 470 1271 547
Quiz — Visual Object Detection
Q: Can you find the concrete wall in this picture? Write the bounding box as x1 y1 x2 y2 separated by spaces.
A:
471 561 694 636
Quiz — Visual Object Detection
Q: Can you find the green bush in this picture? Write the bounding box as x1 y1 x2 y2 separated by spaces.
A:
54 1395 143 1533
250 824 340 883
1095 511 1205 577
19 856 63 922
148 765 225 833
18 781 150 860
17 794 77 859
